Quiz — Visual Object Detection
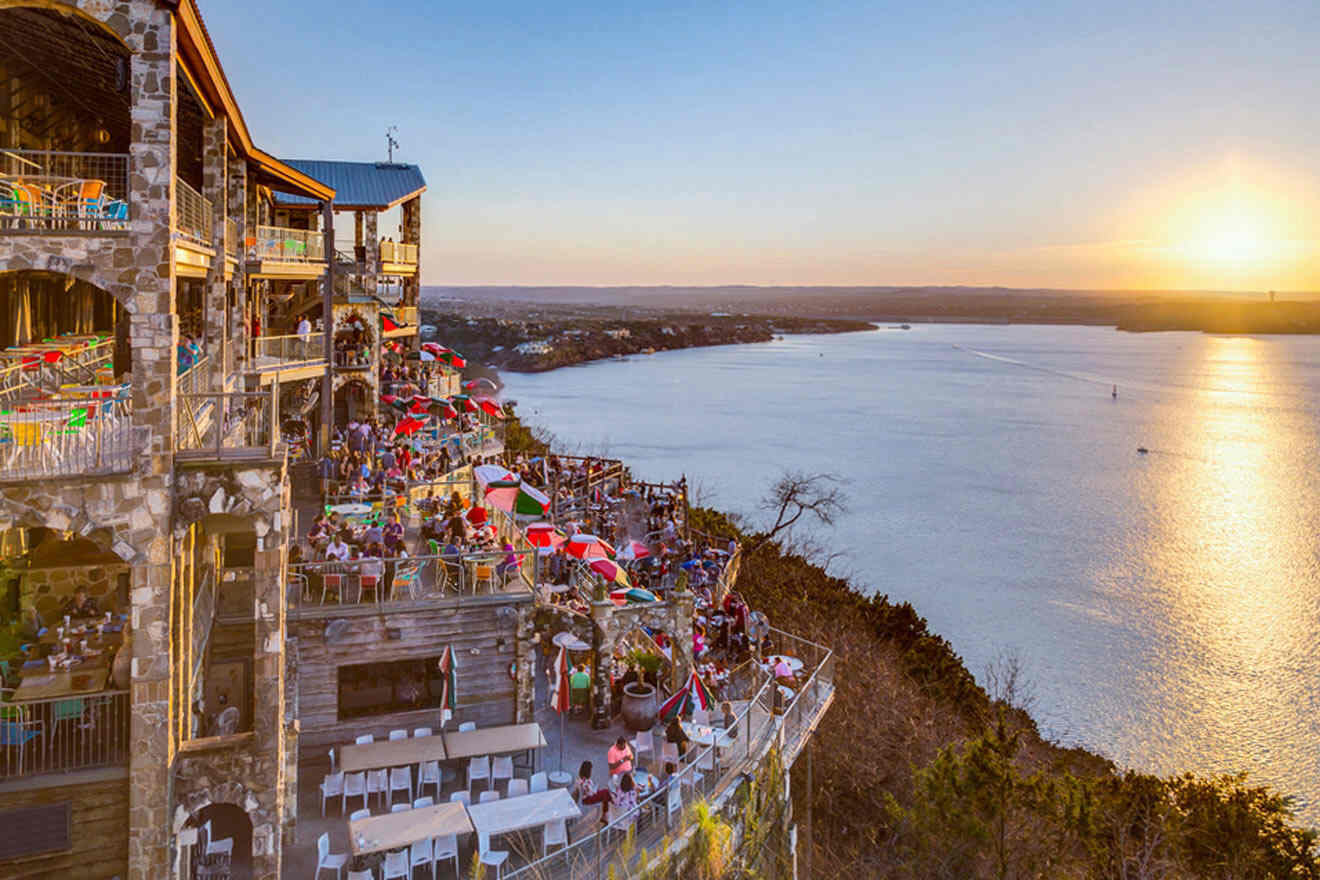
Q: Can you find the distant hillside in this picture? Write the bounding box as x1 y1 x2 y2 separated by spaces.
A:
424 285 1320 331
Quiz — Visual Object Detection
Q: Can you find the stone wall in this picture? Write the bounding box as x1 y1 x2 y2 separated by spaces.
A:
21 561 129 623
585 594 694 729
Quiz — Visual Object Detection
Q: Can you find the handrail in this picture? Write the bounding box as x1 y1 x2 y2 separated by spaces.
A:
0 689 131 780
380 240 418 264
175 389 279 460
0 393 135 480
176 177 212 246
248 224 325 263
0 149 131 233
250 333 326 370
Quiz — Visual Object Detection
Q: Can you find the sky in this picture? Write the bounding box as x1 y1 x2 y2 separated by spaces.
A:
202 0 1320 290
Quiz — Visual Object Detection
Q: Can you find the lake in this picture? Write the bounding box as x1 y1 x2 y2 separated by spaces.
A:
503 323 1320 820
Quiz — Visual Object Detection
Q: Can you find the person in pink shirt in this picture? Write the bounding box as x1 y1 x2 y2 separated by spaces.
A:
606 736 634 787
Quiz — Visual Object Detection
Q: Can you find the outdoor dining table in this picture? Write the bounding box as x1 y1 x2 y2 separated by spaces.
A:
340 730 448 773
328 502 373 518
348 801 473 856
466 787 580 839
442 722 547 768
680 722 736 750
13 664 110 701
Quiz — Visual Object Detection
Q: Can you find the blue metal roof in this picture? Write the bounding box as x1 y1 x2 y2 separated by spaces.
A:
274 160 426 210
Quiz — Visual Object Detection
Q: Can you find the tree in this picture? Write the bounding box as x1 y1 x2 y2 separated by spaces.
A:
746 471 847 557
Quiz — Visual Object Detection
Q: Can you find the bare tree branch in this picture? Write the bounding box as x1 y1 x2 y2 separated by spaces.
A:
747 470 848 556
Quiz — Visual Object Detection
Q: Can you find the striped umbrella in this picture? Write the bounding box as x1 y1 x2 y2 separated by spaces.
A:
451 394 479 413
608 586 658 605
439 349 467 368
658 671 717 723
438 645 458 719
432 398 459 420
393 416 427 436
566 534 616 560
475 397 504 418
485 479 551 518
421 342 444 355
591 558 632 588
525 522 567 550
474 464 519 486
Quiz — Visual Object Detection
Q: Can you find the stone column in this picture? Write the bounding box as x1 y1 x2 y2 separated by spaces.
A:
401 195 421 321
202 115 227 387
669 592 695 692
513 606 536 723
589 601 616 730
362 211 378 299
124 3 180 877
227 149 248 372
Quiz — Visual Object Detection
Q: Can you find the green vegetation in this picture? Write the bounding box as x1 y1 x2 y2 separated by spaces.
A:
700 507 1320 878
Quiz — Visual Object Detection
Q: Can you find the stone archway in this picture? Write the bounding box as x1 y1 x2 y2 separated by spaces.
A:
0 489 143 564
173 780 266 880
0 1 134 48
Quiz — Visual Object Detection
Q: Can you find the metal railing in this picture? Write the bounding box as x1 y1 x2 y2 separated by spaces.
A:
250 333 326 371
383 305 418 330
288 547 533 613
380 240 418 264
505 673 783 879
224 217 238 257
0 690 131 780
176 390 279 460
0 149 130 233
175 178 212 247
0 394 135 481
248 224 325 263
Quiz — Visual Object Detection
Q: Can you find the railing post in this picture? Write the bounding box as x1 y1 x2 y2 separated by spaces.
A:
213 394 222 458
269 381 280 457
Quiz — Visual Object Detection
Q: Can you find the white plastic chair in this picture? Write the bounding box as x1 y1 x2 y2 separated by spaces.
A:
507 778 529 797
491 755 514 792
413 796 434 808
366 767 389 809
529 771 548 793
414 726 433 738
320 771 344 816
419 759 442 798
543 818 568 856
478 830 509 879
355 733 375 744
391 803 412 813
433 833 460 879
631 728 654 757
410 836 434 880
381 849 409 880
478 790 500 803
328 746 337 773
457 721 477 732
349 808 371 821
343 771 368 813
347 870 375 880
389 766 413 806
449 790 470 806
666 782 683 823
315 831 349 880
389 729 408 741
468 755 491 792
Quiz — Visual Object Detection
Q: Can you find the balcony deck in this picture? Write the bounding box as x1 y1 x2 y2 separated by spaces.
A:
246 225 327 279
245 334 328 386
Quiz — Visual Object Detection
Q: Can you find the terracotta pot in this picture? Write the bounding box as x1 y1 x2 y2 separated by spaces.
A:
620 682 657 732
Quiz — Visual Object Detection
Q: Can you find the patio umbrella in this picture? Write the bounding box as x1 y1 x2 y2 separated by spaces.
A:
524 522 567 550
438 645 458 723
422 342 445 355
389 397 411 413
658 670 716 723
550 644 571 772
418 351 436 362
408 402 429 415
380 393 398 404
608 585 658 604
591 558 632 588
411 394 432 406
474 464 518 486
451 394 479 413
431 398 459 420
462 378 497 392
381 312 400 332
393 416 426 437
439 349 467 368
485 479 551 518
566 534 616 560
475 397 504 418
617 540 651 562
466 506 489 526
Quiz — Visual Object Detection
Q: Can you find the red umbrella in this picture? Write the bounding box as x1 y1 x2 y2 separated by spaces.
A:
393 417 426 436
618 540 651 561
408 402 429 415
476 397 504 418
525 522 567 549
566 534 616 560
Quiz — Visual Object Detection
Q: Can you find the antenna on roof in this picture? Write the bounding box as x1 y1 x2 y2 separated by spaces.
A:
386 126 399 163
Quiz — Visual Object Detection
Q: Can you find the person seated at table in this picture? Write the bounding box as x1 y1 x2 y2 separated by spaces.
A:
361 519 384 546
658 761 678 790
63 588 100 618
495 542 520 582
773 656 798 688
324 535 351 562
719 701 738 736
607 736 634 787
574 761 613 825
665 713 690 758
614 772 639 814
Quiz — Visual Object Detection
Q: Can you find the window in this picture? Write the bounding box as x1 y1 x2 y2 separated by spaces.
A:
337 654 446 720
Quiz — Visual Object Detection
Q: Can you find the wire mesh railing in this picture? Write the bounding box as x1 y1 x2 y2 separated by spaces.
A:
0 149 130 233
0 690 131 780
175 177 212 247
248 224 325 263
0 393 135 480
175 390 278 460
250 333 326 371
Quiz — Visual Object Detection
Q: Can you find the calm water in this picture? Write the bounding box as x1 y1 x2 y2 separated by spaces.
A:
504 324 1320 820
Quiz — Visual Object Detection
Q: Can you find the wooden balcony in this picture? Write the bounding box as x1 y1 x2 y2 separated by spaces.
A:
174 178 215 279
245 333 327 386
379 240 418 276
245 224 326 280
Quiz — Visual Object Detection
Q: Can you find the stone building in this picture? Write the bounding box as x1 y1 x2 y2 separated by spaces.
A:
0 2 357 877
